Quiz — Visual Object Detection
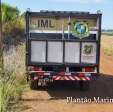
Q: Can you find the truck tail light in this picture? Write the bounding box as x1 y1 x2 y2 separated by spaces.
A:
28 66 42 71
83 67 94 72
33 66 44 76
33 66 42 71
78 73 85 77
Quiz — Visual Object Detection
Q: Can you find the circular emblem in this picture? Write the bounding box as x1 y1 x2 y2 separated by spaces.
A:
72 22 89 39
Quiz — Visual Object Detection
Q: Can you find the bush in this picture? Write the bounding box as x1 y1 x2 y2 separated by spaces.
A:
0 3 26 112
0 69 27 112
2 3 25 45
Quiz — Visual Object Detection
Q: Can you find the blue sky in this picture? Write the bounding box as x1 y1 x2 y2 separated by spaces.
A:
2 0 113 29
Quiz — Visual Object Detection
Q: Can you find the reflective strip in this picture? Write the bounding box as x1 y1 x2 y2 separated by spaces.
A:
74 76 80 81
55 76 61 80
64 76 70 80
81 77 86 81
85 77 90 81
69 76 75 80
52 75 90 81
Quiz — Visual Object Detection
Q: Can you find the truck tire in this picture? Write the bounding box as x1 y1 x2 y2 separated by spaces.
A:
30 80 39 90
79 81 90 91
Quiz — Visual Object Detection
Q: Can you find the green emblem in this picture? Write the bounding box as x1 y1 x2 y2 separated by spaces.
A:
84 45 93 55
72 22 89 39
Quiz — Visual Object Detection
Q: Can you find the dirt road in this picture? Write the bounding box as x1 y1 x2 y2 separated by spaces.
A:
100 50 113 75
100 35 113 75
16 36 113 112
17 73 113 112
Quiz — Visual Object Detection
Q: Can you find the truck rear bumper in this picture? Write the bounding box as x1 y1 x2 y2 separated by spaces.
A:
28 71 99 81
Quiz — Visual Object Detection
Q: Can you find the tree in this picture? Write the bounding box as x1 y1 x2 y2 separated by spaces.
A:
2 3 19 23
1 3 25 45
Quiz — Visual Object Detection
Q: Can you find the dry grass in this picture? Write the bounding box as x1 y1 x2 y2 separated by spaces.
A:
0 43 26 112
101 35 113 56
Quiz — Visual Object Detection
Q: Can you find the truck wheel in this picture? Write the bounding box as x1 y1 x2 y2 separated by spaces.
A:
79 81 90 91
30 80 39 90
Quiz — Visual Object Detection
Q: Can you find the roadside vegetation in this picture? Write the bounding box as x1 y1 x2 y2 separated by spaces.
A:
101 35 113 56
0 3 26 112
0 69 26 112
2 3 25 45
102 30 113 36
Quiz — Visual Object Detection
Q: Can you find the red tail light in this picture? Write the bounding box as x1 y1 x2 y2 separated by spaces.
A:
84 67 94 72
78 73 85 77
33 66 44 76
33 66 42 71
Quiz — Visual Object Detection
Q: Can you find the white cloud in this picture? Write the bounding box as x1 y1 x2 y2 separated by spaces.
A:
49 0 104 3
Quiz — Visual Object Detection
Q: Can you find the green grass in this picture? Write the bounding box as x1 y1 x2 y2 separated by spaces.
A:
102 32 113 36
0 70 15 112
0 70 27 112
